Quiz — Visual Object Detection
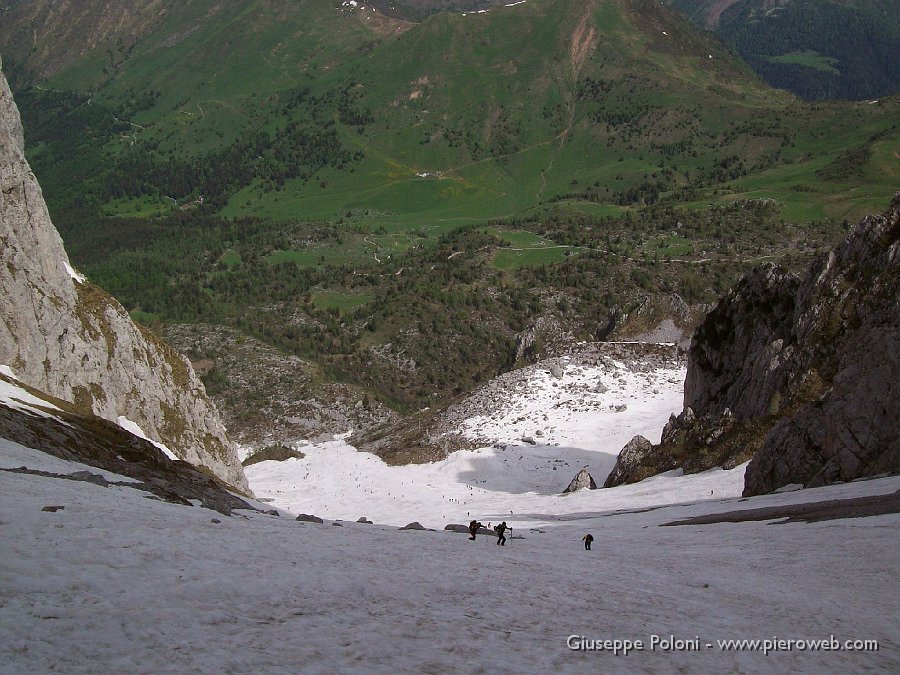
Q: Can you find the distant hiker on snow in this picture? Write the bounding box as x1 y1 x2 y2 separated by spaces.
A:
468 520 483 540
582 533 594 551
494 521 508 546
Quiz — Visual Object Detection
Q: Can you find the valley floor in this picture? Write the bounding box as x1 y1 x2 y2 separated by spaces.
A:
1 438 897 674
243 346 693 530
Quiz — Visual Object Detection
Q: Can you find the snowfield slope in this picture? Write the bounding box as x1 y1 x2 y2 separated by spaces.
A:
1 435 898 673
2 344 898 671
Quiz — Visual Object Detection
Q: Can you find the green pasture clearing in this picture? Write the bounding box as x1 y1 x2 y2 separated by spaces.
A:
649 235 694 257
219 249 241 268
483 229 552 248
766 50 840 75
311 291 373 313
129 309 160 325
100 195 174 218
492 246 575 270
265 249 321 267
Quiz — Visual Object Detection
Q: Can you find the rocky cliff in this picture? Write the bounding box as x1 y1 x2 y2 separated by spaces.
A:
0 60 249 493
605 195 900 494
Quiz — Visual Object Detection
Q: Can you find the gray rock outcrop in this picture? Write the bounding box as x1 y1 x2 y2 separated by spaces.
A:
603 436 653 487
604 196 900 494
0 60 248 493
743 196 900 494
563 467 598 493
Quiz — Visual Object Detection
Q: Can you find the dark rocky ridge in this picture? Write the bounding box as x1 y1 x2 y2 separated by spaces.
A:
660 490 900 526
0 376 254 516
605 195 900 494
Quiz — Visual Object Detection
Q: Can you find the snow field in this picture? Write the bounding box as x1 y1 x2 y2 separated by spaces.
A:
244 439 747 530
2 352 897 672
456 356 684 451
244 356 693 529
1 439 897 674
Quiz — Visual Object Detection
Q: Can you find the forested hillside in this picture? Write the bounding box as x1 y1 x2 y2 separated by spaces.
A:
670 0 900 100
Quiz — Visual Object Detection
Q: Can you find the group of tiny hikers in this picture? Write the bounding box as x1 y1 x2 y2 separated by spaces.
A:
467 520 594 550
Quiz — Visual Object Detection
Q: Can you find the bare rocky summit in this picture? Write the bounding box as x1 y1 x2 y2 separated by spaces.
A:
0 60 248 493
605 196 900 494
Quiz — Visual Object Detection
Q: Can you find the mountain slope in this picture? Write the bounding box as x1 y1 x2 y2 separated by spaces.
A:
0 371 255 514
1 0 897 444
5 0 896 226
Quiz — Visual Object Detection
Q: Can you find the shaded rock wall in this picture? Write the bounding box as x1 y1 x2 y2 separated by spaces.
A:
605 196 900 494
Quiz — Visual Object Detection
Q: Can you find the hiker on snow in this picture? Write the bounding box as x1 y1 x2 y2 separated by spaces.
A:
469 520 483 540
582 533 594 551
494 521 508 546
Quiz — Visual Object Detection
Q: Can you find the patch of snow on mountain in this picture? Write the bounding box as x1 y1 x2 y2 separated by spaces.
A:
0 437 138 482
456 354 684 453
0 373 63 419
116 416 179 461
62 260 85 283
245 439 746 529
245 346 693 528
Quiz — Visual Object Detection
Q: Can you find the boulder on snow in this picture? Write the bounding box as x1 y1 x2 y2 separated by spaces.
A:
400 521 427 530
521 435 537 445
594 381 609 394
295 513 324 524
603 435 654 488
356 517 373 524
563 468 597 493
550 364 565 379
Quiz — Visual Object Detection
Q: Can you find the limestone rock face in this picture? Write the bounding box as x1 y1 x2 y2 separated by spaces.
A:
0 62 249 493
605 195 900 494
563 467 598 493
